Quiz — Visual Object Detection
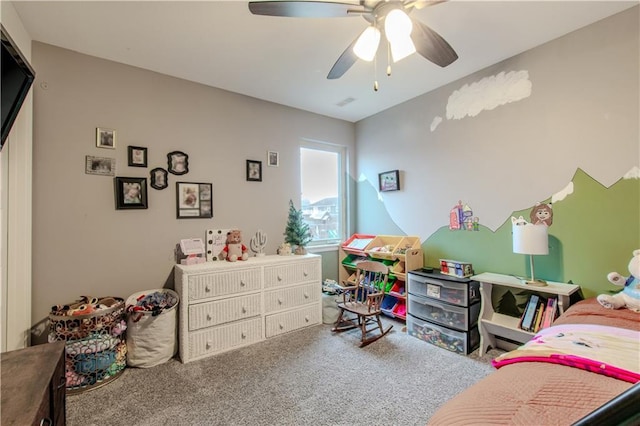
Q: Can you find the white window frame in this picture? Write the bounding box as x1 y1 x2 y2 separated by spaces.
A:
300 140 348 248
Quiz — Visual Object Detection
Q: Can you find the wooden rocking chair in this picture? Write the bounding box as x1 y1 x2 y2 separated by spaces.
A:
331 261 393 347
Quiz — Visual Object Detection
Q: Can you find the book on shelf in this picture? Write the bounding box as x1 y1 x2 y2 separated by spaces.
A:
520 294 540 332
532 298 546 333
541 297 558 330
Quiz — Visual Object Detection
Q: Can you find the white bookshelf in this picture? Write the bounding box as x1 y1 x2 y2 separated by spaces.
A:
473 272 581 356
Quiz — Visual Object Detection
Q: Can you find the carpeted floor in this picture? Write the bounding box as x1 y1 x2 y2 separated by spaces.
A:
67 319 504 426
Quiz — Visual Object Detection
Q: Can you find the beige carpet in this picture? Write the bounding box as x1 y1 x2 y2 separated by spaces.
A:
67 319 503 426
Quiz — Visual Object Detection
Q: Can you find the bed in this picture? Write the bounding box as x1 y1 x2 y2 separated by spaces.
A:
428 298 639 425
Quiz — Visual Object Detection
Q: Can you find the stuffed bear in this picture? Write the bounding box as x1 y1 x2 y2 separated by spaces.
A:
218 230 249 262
597 249 640 312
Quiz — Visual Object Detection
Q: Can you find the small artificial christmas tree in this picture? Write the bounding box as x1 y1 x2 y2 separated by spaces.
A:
284 200 312 254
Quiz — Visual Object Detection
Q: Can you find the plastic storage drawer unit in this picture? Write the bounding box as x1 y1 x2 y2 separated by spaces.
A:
407 270 480 307
407 314 480 355
409 294 480 332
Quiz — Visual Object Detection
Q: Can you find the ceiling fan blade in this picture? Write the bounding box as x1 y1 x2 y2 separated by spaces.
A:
410 18 458 67
248 1 364 18
409 0 447 10
327 36 360 79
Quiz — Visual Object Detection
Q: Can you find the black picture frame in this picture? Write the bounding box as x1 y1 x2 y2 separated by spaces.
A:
246 160 262 182
379 170 400 192
176 182 213 219
167 151 189 175
128 146 148 167
150 167 168 190
114 177 148 210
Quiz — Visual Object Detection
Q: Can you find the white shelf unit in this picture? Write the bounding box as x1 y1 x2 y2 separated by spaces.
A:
473 272 581 356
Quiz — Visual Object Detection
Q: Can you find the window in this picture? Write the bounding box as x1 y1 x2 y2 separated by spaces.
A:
300 141 346 246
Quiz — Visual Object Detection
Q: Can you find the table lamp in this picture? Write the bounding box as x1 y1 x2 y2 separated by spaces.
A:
513 223 549 286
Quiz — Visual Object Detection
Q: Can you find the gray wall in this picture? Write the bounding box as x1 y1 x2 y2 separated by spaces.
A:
30 43 355 333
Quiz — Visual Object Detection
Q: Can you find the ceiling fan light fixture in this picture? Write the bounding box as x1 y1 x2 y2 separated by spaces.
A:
389 36 416 62
353 26 381 62
384 9 413 42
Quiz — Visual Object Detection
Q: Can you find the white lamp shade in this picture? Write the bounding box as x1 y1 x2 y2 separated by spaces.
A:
389 36 416 62
385 9 416 62
513 224 549 255
353 26 381 62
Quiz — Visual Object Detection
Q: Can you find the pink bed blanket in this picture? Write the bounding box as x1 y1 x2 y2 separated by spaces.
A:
492 323 640 383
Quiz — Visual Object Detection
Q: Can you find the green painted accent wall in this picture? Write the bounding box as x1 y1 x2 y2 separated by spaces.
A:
424 169 639 298
356 168 639 298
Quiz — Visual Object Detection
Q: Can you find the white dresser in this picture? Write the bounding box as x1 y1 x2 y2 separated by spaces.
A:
175 254 322 363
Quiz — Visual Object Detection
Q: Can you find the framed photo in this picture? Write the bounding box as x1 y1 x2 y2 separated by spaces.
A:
246 160 262 182
176 182 213 219
114 177 148 210
150 167 168 190
379 170 400 192
85 155 115 176
168 151 189 175
96 127 116 149
128 146 147 167
267 151 279 167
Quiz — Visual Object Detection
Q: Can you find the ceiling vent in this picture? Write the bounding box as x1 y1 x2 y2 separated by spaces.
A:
336 97 356 107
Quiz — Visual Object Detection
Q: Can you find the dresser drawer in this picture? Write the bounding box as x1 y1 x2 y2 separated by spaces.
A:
264 261 320 288
408 294 480 332
189 317 263 359
264 283 320 313
265 305 320 338
407 314 480 355
408 273 479 307
188 293 261 331
188 267 261 300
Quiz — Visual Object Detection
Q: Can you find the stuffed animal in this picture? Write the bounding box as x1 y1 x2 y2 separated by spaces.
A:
597 249 640 312
218 230 249 262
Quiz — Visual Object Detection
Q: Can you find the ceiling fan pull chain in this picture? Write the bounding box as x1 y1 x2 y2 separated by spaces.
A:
386 41 392 77
373 46 379 91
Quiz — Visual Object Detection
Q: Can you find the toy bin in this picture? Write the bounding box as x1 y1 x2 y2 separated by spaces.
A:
341 234 376 255
393 236 421 258
364 235 403 260
125 289 179 368
48 296 127 394
407 314 480 355
380 294 398 317
392 300 407 320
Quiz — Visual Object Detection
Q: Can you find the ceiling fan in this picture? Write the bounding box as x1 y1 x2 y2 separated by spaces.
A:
248 0 458 84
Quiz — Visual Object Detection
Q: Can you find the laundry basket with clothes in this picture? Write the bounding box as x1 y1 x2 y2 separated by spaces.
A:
125 289 179 368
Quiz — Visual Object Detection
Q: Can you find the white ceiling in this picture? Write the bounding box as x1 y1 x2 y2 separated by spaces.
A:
12 0 638 122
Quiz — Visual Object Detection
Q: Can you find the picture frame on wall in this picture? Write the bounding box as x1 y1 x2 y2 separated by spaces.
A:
246 160 262 182
379 170 400 192
267 151 279 167
85 155 115 176
128 146 148 167
150 167 168 190
96 127 116 149
176 182 213 219
114 177 148 209
167 151 189 175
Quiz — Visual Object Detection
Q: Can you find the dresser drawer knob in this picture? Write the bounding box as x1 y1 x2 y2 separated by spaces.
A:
277 275 283 281
206 314 212 321
240 280 246 287
205 285 211 293
304 293 309 299
277 298 283 305
305 316 310 322
206 341 212 350
303 271 308 277
241 332 247 339
279 324 284 329
241 307 247 313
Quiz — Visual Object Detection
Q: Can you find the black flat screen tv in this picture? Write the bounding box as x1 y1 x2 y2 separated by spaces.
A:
1 24 36 150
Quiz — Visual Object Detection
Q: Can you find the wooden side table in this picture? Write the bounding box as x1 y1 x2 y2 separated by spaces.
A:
473 272 581 356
